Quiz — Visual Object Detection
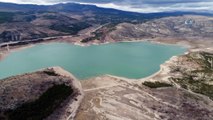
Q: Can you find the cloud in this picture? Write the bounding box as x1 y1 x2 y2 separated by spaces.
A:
0 0 212 13
75 0 213 13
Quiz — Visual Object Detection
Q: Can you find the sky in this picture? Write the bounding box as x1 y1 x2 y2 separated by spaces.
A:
0 0 212 13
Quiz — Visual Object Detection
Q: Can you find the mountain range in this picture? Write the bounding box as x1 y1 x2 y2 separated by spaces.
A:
0 2 212 44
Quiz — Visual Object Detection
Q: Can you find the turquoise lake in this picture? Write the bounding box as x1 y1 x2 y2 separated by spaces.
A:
0 42 186 80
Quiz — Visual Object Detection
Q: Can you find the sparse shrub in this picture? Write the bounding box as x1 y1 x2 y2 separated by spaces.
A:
142 81 173 88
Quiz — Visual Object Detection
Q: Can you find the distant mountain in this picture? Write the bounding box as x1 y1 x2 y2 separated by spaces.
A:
0 2 212 44
0 2 212 22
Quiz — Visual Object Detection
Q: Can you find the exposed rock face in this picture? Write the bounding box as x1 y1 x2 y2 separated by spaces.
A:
0 67 83 120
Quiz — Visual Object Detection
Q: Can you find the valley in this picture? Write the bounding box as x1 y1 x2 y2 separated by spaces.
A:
0 2 212 120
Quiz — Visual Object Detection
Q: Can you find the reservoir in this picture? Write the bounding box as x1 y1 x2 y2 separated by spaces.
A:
0 42 186 80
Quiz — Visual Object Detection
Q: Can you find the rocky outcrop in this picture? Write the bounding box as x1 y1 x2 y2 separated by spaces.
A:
0 67 83 120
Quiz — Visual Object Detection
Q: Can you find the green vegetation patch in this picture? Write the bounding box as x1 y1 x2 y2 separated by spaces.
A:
43 15 58 19
43 69 59 76
50 22 91 35
171 52 213 100
0 12 14 23
200 52 213 70
81 37 96 43
23 15 37 22
142 81 173 88
6 84 73 120
193 83 213 99
173 77 213 100
187 52 213 70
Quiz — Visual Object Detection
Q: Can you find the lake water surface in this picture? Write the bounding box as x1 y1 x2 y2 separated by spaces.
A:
0 42 186 80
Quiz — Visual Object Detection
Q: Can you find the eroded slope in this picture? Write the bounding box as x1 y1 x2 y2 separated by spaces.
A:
0 67 83 120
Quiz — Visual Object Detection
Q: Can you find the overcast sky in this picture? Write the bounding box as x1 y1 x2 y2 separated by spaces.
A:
0 0 212 13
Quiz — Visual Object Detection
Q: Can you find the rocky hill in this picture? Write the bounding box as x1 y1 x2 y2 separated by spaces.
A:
83 15 213 43
0 67 83 120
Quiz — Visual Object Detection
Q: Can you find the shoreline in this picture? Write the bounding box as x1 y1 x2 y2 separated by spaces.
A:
0 44 35 60
0 38 204 82
105 56 170 83
0 38 191 61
